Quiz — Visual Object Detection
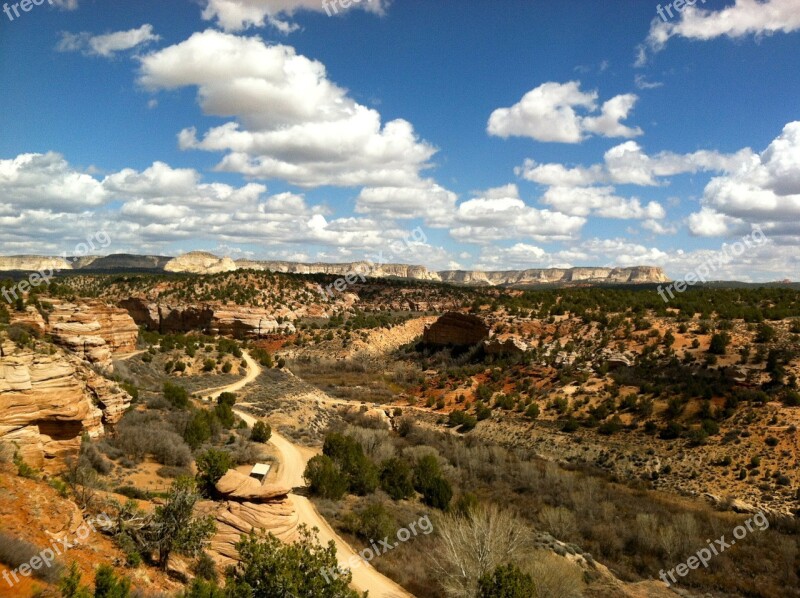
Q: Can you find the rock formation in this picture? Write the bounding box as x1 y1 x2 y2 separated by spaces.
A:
72 254 171 271
423 312 491 347
120 298 295 338
41 301 138 369
0 342 131 469
238 260 441 281
203 469 297 564
0 256 71 272
437 266 670 287
164 252 237 274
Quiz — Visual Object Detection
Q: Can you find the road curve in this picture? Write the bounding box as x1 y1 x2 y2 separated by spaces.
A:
208 351 414 598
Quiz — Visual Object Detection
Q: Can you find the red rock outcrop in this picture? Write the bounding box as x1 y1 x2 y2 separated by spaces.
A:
0 342 131 469
423 312 491 347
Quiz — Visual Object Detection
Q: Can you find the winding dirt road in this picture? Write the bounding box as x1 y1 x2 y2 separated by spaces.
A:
210 352 413 598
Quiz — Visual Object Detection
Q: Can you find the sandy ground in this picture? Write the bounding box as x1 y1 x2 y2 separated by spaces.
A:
211 352 413 598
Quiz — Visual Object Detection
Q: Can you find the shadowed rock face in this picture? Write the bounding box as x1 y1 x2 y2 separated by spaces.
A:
119 298 295 338
423 312 491 347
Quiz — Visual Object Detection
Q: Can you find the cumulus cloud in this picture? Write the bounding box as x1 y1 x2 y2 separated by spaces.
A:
201 0 388 32
487 81 642 143
451 184 586 243
57 24 161 57
139 30 437 189
0 152 108 210
640 0 800 64
689 121 800 237
541 186 666 220
517 141 752 187
355 181 457 227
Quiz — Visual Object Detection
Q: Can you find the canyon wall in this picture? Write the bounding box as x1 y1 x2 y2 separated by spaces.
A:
0 343 131 469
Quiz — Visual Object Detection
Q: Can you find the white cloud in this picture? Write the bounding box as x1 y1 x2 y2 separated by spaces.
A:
690 121 800 237
487 81 642 143
518 141 752 187
201 0 388 32
641 0 800 63
0 153 107 210
139 30 437 189
355 181 457 227
451 184 586 243
541 186 666 220
57 24 160 57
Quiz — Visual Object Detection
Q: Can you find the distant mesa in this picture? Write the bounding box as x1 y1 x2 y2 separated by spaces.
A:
0 251 670 286
164 251 237 274
423 312 491 347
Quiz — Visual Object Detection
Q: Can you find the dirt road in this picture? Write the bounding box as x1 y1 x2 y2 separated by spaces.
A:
211 352 414 598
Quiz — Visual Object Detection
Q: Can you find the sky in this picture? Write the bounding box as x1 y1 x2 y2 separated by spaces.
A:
1 0 799 281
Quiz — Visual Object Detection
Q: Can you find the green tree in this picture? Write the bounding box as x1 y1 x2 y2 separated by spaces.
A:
195 448 233 495
478 564 537 598
379 458 415 500
250 421 272 443
163 382 189 409
93 564 131 598
708 332 730 355
58 562 92 598
323 433 378 495
145 477 216 570
304 455 348 500
225 526 365 598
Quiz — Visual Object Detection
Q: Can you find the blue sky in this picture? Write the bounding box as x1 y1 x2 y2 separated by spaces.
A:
1 0 799 280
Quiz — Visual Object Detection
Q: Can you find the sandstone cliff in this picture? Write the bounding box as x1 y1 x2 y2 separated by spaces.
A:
164 252 237 274
437 266 670 286
237 260 441 281
0 342 131 469
15 301 140 370
119 298 296 338
0 256 71 272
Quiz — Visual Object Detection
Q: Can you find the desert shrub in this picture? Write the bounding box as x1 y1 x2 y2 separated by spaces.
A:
115 486 150 500
157 465 192 478
94 563 132 598
193 552 218 582
538 506 577 541
202 359 217 372
478 564 536 598
342 501 396 542
525 551 584 598
116 412 192 466
79 435 112 475
0 532 64 583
